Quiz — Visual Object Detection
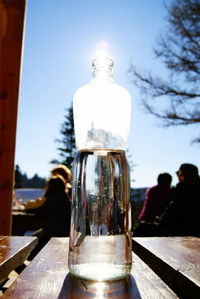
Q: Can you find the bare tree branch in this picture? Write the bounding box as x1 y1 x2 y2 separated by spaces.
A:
130 0 200 142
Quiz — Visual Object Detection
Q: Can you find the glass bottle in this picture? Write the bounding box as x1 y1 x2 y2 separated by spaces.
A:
68 56 132 281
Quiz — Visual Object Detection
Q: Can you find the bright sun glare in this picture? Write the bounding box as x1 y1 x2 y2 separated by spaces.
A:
95 40 110 60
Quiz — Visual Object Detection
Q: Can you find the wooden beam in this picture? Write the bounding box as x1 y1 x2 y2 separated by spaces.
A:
0 0 26 235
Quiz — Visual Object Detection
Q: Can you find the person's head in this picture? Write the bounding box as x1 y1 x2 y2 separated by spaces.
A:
51 164 72 183
45 175 66 193
157 173 172 187
176 163 199 183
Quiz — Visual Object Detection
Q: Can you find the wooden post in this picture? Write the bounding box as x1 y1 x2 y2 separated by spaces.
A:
0 0 26 235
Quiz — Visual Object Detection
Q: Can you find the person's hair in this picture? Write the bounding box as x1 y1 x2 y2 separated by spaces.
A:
157 173 172 186
178 163 199 183
45 175 66 193
51 164 72 182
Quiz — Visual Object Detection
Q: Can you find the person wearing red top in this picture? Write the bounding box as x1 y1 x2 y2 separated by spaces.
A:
133 173 172 236
138 173 173 223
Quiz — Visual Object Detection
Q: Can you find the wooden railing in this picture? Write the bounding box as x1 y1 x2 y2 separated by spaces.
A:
0 0 26 235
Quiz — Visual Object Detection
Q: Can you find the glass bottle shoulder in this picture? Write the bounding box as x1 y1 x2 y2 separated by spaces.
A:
73 81 131 101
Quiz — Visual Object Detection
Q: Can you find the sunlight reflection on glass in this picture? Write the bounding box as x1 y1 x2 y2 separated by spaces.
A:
93 281 106 299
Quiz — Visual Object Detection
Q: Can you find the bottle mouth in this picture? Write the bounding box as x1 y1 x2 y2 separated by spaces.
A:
92 57 114 70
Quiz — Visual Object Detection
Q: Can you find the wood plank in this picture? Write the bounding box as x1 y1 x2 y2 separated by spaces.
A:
0 236 38 284
133 236 200 299
3 237 178 298
131 254 178 299
0 0 26 235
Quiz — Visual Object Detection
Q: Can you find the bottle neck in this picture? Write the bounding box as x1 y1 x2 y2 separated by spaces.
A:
91 57 114 83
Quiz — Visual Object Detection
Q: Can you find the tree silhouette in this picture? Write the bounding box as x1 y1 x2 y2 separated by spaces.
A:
51 104 76 170
129 0 200 143
14 165 45 188
14 165 23 188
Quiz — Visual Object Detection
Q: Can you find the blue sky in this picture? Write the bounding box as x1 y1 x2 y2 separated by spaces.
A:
15 0 199 188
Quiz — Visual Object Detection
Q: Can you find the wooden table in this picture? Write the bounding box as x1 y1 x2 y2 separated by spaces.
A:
0 236 38 285
132 236 200 299
3 237 179 298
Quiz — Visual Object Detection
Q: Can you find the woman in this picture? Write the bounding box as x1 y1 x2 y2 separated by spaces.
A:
39 175 71 239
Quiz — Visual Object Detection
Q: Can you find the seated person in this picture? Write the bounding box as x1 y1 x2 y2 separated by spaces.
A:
159 163 200 237
37 175 71 239
133 173 173 237
138 173 172 223
22 164 72 210
51 164 72 199
21 174 72 255
134 164 200 237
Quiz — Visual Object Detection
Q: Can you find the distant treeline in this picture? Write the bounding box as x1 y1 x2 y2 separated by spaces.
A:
14 165 46 189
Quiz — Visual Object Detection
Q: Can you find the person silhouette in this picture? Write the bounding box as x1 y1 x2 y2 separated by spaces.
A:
21 164 72 210
159 163 200 236
51 164 72 199
38 175 71 239
23 174 72 257
133 173 173 236
138 173 172 223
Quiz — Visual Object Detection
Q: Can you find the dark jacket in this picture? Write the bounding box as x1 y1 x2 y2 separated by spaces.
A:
159 181 200 236
39 189 71 238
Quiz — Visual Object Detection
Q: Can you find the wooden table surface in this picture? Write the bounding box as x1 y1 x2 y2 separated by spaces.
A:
3 237 178 299
132 236 200 299
0 236 38 284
